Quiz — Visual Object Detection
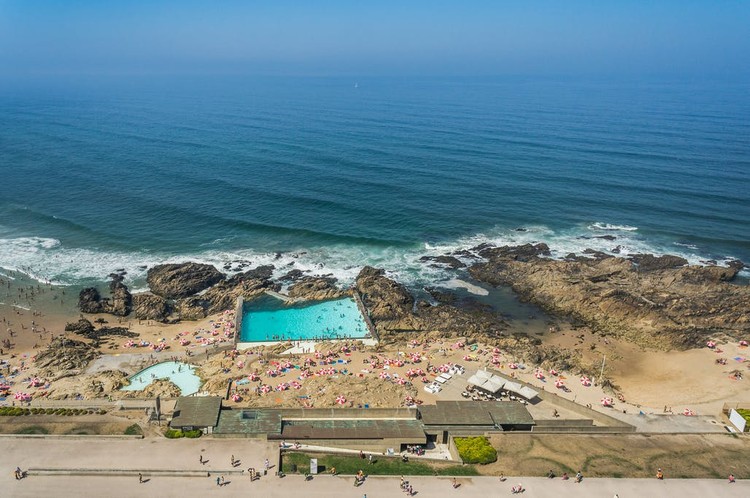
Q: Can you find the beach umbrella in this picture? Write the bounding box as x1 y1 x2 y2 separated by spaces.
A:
231 393 242 402
336 395 347 405
740 340 748 347
549 369 558 376
508 363 518 370
683 408 695 416
260 384 272 394
493 347 501 354
491 356 500 365
580 377 591 387
706 341 716 348
249 373 259 381
396 378 407 385
554 380 565 388
421 376 429 383
535 371 545 380
291 381 302 389
600 397 612 407
379 371 390 380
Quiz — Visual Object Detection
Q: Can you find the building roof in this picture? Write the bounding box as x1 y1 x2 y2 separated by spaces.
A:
277 419 425 442
419 401 534 428
170 396 222 428
213 409 283 435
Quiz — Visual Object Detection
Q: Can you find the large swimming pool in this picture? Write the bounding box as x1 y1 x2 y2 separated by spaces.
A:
120 361 202 396
240 296 371 342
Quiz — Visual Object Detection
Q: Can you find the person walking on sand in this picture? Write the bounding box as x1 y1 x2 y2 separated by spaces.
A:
199 454 204 465
230 455 235 466
138 473 143 483
729 473 735 483
452 477 459 488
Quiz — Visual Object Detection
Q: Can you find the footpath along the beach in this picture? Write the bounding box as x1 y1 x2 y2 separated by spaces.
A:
2 437 748 497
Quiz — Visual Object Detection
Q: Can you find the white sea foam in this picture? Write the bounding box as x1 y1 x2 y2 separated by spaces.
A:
442 279 490 296
0 223 745 288
589 222 639 231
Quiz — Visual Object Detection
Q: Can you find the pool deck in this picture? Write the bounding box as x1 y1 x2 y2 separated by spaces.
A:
236 338 377 352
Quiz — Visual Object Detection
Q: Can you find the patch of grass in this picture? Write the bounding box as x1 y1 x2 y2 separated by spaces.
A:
281 451 478 476
124 424 143 436
15 425 49 434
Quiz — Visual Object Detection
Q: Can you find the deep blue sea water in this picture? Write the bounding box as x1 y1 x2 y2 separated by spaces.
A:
1 76 748 288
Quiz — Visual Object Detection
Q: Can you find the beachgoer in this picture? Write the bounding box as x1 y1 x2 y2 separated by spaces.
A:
220 475 225 486
547 469 555 478
575 471 583 483
368 454 373 464
264 458 270 471
138 473 143 483
216 476 221 486
452 477 459 488
656 468 663 480
562 472 569 480
499 472 506 481
199 454 204 464
728 473 735 483
230 455 235 466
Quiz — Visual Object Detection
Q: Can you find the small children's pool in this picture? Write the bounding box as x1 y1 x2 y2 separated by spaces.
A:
240 296 371 342
120 361 201 396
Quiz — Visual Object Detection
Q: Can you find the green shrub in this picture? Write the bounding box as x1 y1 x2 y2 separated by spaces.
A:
737 409 750 423
454 436 498 464
165 429 185 438
183 429 202 438
124 424 143 436
15 426 49 434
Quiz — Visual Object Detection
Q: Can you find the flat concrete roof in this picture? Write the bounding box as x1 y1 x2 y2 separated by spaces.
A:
419 400 534 427
214 408 283 436
278 419 426 442
170 396 222 429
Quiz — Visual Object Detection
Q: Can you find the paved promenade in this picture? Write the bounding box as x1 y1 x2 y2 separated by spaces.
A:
2 437 747 497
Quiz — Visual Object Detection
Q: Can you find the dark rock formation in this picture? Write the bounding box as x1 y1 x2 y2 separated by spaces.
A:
287 277 345 300
629 254 688 271
78 287 103 313
77 273 131 316
34 336 99 376
418 255 466 269
469 245 750 349
146 263 225 299
64 318 96 336
132 293 170 321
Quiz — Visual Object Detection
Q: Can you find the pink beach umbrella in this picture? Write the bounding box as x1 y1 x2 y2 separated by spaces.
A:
336 395 347 405
231 393 242 402
683 408 695 416
580 376 591 387
534 371 545 380
266 370 276 377
396 377 407 385
249 373 259 381
706 341 716 349
491 356 501 365
740 340 749 347
260 384 272 394
300 370 312 379
493 347 501 354
600 397 613 407
421 376 429 383
277 383 289 391
290 381 302 389
549 369 558 376
554 379 565 389
508 363 518 370
379 371 390 380
438 364 451 373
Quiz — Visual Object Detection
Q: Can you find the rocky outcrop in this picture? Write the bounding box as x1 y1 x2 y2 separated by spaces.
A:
34 337 99 376
287 277 345 301
146 263 225 299
469 245 749 349
77 274 131 316
176 296 210 321
131 293 170 321
78 287 104 313
354 266 508 343
418 255 466 269
355 266 420 331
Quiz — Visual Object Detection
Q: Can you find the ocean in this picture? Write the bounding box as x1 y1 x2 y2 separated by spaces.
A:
1 75 749 290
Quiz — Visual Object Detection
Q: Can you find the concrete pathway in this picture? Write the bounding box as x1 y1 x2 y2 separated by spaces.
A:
2 437 747 497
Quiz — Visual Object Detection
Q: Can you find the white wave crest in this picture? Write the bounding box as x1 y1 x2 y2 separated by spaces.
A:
588 222 639 231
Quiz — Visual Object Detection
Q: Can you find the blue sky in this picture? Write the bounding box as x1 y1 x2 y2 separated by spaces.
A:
0 1 748 77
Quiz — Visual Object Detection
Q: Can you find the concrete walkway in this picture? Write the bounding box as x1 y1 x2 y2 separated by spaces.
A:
2 437 747 497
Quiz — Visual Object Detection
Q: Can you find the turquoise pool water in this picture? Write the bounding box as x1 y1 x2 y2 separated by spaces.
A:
120 361 202 396
240 296 370 342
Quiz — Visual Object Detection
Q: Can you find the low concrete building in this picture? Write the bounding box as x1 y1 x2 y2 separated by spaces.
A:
419 400 534 443
169 396 222 434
